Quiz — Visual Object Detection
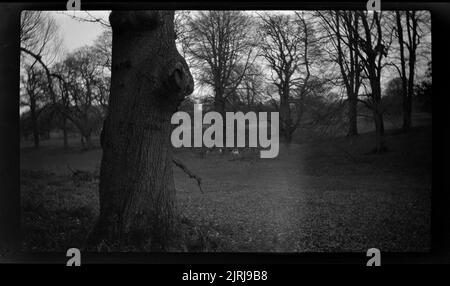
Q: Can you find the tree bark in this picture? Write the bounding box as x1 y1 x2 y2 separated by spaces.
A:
86 11 194 251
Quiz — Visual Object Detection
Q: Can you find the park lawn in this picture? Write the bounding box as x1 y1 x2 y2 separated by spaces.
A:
20 124 431 252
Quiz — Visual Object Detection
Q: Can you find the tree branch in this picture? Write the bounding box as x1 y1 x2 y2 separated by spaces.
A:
172 157 204 194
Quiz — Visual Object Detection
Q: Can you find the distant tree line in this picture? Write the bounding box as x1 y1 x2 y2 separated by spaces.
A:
20 10 431 153
20 11 111 149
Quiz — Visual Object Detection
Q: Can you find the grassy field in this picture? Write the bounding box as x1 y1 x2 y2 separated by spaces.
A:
20 114 432 252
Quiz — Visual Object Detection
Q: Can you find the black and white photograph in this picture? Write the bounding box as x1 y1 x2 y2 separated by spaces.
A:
19 9 432 253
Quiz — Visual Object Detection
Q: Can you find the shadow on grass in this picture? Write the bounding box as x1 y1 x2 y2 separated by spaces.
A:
21 170 230 252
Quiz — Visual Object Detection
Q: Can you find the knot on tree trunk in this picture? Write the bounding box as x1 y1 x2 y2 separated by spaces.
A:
88 10 196 252
165 59 195 105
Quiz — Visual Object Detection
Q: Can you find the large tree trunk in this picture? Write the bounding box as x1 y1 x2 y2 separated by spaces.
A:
86 11 194 251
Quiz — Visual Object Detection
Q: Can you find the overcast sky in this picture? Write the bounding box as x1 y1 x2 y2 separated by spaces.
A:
51 10 298 53
39 10 432 96
53 11 110 53
19 10 431 115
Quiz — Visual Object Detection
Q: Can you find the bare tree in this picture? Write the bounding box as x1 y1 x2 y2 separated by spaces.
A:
394 11 430 131
86 11 194 251
258 12 318 142
352 11 393 152
20 11 61 64
174 10 193 58
93 29 113 73
20 11 65 130
52 62 72 148
58 46 106 149
20 11 63 147
230 63 266 111
58 11 111 29
20 64 49 148
186 11 256 116
318 11 362 136
91 31 112 113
